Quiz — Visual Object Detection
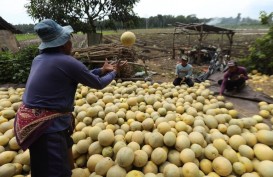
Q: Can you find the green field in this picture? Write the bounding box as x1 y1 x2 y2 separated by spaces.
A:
16 33 38 41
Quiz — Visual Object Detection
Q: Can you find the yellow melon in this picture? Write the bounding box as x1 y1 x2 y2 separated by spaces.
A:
256 160 273 177
179 148 195 163
105 112 118 124
175 135 190 151
228 135 246 151
259 110 270 118
239 156 253 173
106 164 127 177
233 162 246 175
212 138 227 154
120 31 136 47
163 131 176 147
223 148 239 163
0 163 17 177
182 162 199 177
142 161 157 174
241 132 257 147
253 143 273 161
204 144 219 160
126 170 144 177
98 129 114 146
127 97 138 107
148 132 164 148
86 154 104 172
256 129 273 146
151 147 167 165
157 122 171 135
163 163 180 177
133 150 148 167
238 145 254 159
188 132 204 146
116 147 134 167
200 159 212 175
167 150 182 167
212 156 232 176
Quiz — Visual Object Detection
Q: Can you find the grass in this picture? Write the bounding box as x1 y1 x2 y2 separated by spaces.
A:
16 34 38 41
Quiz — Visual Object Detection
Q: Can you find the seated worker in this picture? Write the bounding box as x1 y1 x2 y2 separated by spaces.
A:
173 56 194 87
218 60 248 95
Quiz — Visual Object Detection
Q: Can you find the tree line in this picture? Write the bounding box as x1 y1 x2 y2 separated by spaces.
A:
15 14 260 34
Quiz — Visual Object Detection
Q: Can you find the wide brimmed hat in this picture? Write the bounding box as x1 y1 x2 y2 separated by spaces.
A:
181 55 188 61
34 19 74 50
227 60 236 67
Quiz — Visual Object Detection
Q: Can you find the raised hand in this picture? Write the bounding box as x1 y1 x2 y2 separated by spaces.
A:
114 60 128 72
101 58 115 74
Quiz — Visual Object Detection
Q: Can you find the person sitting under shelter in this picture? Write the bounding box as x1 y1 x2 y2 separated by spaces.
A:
218 60 248 95
173 56 194 87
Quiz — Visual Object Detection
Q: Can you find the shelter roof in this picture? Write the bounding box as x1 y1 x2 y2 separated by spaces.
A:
174 22 234 35
0 16 22 34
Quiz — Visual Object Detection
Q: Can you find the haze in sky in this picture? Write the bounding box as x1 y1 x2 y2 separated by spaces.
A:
0 0 272 25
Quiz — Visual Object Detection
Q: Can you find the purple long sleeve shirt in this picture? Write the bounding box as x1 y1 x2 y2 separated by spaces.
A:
220 66 248 94
22 52 116 133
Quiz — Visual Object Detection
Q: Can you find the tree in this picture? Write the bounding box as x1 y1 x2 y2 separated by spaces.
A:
25 0 140 33
244 26 273 74
259 11 273 25
240 11 273 75
14 24 35 33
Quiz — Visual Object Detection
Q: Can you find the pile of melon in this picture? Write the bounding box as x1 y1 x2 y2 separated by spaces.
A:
247 70 273 98
0 80 273 177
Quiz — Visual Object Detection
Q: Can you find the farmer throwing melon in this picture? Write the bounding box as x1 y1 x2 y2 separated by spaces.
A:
14 19 127 177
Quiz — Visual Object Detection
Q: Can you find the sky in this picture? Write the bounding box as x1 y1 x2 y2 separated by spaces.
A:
0 0 272 25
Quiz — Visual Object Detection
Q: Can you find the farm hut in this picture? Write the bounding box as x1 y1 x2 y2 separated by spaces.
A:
172 22 235 63
0 16 22 53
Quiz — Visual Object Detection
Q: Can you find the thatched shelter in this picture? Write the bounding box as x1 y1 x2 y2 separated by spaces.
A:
172 22 235 63
0 17 22 53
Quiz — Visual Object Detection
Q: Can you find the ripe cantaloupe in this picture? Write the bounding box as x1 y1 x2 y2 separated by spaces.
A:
163 163 180 177
0 163 17 177
133 150 148 167
116 147 134 167
253 143 273 161
0 151 17 165
98 129 114 146
86 154 104 172
163 131 176 147
212 156 232 176
106 165 127 177
151 147 167 165
256 129 273 146
256 160 273 177
95 157 115 176
200 159 213 174
179 148 195 163
120 31 136 47
182 162 199 177
126 170 144 177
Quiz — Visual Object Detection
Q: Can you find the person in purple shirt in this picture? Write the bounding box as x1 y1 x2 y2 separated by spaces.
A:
14 19 126 177
218 60 248 95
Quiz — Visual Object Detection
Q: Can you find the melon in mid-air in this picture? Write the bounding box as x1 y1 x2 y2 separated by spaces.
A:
120 31 136 46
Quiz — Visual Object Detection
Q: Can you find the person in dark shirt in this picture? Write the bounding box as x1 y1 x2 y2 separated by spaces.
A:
14 19 126 177
218 60 248 95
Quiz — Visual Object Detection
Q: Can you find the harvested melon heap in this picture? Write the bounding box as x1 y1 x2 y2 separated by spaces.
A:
0 80 273 177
